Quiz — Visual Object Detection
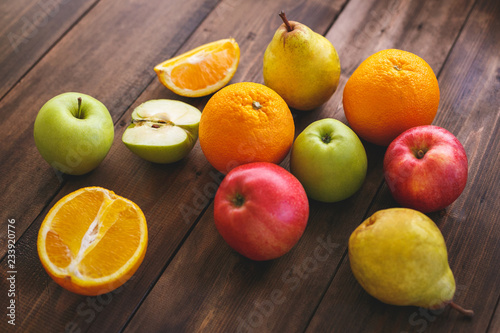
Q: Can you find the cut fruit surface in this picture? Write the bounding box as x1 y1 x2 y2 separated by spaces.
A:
154 38 240 97
122 100 202 163
133 99 201 125
37 187 148 296
123 125 188 146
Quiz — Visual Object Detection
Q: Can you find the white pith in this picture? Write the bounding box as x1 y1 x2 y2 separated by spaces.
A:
65 194 112 278
39 188 147 284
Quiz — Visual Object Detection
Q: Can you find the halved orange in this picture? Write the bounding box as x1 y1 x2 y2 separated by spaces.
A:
37 187 148 296
154 38 240 97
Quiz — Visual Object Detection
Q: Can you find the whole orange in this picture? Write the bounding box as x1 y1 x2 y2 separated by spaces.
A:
199 82 294 174
343 49 439 146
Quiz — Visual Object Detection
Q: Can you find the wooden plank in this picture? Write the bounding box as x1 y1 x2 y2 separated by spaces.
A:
489 301 500 333
0 0 99 99
0 0 219 259
306 0 500 331
123 0 477 332
0 0 346 332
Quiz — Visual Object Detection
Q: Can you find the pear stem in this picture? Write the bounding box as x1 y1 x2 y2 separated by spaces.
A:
279 11 293 32
449 301 474 317
77 97 83 119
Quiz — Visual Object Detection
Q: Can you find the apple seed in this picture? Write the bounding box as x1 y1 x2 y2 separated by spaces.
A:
131 119 174 127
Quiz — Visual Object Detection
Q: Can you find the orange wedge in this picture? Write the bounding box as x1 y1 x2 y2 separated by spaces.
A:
154 38 240 97
37 187 148 296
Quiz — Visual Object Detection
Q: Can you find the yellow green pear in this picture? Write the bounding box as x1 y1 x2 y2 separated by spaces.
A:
349 208 473 316
263 11 341 111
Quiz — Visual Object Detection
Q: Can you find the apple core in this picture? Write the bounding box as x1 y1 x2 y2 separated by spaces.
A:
122 99 201 164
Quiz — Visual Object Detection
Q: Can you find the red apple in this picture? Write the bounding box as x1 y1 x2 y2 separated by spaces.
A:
214 162 309 261
384 125 468 213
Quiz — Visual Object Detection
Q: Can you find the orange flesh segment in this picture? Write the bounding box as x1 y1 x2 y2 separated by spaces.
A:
79 199 142 278
44 191 143 278
47 190 106 261
170 46 237 90
45 230 72 268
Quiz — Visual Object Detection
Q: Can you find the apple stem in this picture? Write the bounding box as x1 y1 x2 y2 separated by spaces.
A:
77 97 83 119
279 11 293 32
416 149 425 159
449 301 474 317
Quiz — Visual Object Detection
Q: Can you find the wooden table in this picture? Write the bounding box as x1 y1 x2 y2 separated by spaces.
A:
1 0 499 332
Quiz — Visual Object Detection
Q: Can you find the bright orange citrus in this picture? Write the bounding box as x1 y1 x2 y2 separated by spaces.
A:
37 187 148 296
199 82 295 174
343 49 440 146
154 38 240 97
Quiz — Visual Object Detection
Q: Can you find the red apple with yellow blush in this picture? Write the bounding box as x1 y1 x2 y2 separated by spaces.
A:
214 162 309 261
383 126 468 213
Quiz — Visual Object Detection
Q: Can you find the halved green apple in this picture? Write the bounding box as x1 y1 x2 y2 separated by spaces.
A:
122 100 201 163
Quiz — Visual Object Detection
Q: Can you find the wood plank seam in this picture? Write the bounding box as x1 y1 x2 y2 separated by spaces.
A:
304 0 499 329
302 248 349 332
301 0 483 327
5 0 496 331
434 0 479 79
321 0 351 39
120 197 215 331
301 175 389 331
0 181 65 264
483 118 500 333
0 0 103 103
1 0 225 245
488 283 500 332
122 0 480 328
112 1 351 331
116 2 347 329
0 0 224 251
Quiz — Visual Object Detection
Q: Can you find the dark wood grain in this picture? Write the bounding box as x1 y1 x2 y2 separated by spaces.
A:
0 0 219 259
1 0 499 332
490 301 500 333
307 0 500 331
123 0 480 332
0 0 346 332
0 0 99 99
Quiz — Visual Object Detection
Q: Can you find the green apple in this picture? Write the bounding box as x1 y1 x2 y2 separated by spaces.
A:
34 92 114 175
122 99 201 164
290 118 367 202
